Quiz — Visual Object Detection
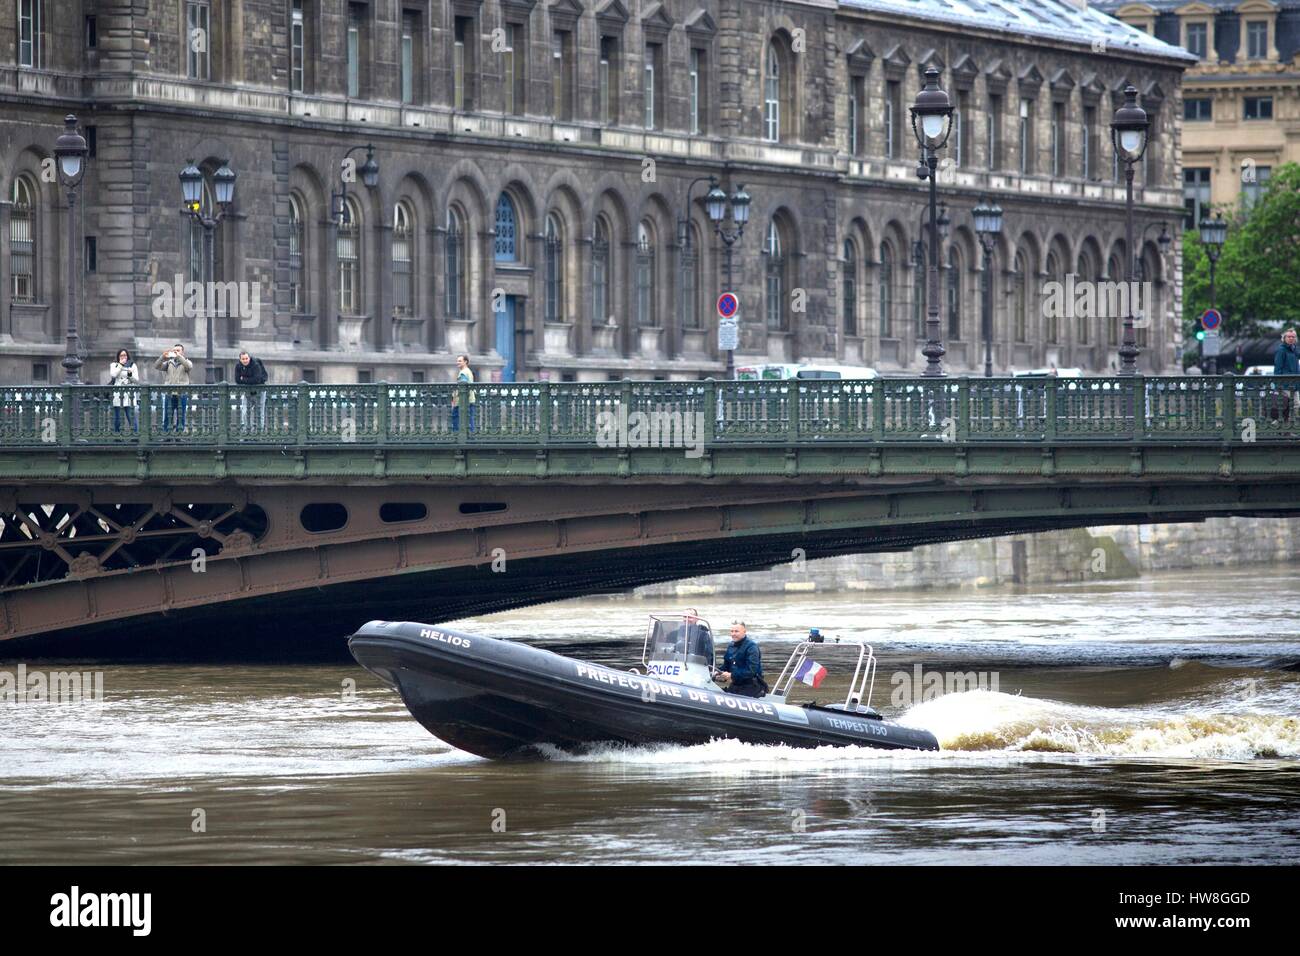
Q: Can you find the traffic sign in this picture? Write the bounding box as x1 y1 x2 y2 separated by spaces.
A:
1202 330 1221 358
1200 308 1221 331
717 292 739 319
718 318 739 351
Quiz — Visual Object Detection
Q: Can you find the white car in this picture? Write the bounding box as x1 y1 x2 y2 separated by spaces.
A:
735 363 878 381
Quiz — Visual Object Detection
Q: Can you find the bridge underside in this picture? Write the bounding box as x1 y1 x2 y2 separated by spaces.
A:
4 474 1299 661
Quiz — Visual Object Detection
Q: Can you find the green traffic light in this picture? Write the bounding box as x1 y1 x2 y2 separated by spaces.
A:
1196 330 1206 341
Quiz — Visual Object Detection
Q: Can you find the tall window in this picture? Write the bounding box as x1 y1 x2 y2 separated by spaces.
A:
445 208 464 318
453 17 470 109
494 193 518 262
187 179 213 285
689 48 703 134
764 219 786 331
947 247 961 340
346 4 362 97
10 177 35 303
1013 251 1028 343
289 194 305 313
544 214 564 323
1045 252 1060 343
955 91 970 167
987 94 1002 169
1107 255 1122 345
503 23 524 115
599 36 619 124
187 0 210 80
1185 22 1207 59
393 202 414 316
886 81 901 158
842 239 858 336
1076 255 1091 346
592 217 610 325
338 197 361 314
1183 167 1211 228
1082 105 1096 180
1242 165 1272 210
681 223 701 329
553 31 573 120
879 242 893 338
290 0 305 92
1018 99 1034 175
18 0 46 69
763 42 781 142
849 77 866 156
635 221 656 328
1247 20 1267 59
400 11 417 104
644 43 663 129
1051 101 1065 177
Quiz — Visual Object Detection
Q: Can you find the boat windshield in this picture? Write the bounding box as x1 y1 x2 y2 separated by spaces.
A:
645 616 715 667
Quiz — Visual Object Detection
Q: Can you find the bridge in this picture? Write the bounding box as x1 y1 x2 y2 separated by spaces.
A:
2 375 1298 659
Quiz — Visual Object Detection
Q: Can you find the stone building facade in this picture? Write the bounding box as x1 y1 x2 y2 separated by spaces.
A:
1 0 1190 385
1104 0 1300 224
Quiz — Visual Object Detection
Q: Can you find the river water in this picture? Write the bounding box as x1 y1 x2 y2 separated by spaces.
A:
2 567 1298 864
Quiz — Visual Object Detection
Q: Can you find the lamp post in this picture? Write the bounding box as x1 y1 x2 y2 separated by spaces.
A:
179 158 237 383
330 143 380 224
704 179 751 378
910 67 955 377
972 197 1003 379
54 115 88 384
1110 85 1150 377
1198 211 1227 375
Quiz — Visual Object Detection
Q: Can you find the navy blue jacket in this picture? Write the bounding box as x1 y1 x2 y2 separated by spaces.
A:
1274 342 1300 376
720 636 763 683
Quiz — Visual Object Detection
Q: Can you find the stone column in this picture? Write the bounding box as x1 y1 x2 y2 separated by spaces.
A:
0 201 11 341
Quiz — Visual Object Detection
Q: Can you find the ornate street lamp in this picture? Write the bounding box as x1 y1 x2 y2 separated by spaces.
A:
1198 211 1227 374
910 67 954 377
54 115 89 384
331 143 380 224
179 158 237 383
704 178 751 378
1110 85 1150 376
972 197 1003 378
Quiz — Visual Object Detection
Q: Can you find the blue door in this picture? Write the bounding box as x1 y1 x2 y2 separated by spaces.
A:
496 295 517 383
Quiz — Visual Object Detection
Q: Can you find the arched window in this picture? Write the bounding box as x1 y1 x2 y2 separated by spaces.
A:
947 247 961 340
544 213 564 323
592 216 610 327
764 219 787 331
494 192 518 262
1045 252 1061 343
842 238 858 337
1107 254 1122 345
1076 253 1093 345
635 220 656 328
10 177 36 303
1014 250 1029 343
681 223 702 330
445 207 465 318
879 241 894 338
393 201 414 316
338 196 361 314
763 42 781 142
289 194 306 314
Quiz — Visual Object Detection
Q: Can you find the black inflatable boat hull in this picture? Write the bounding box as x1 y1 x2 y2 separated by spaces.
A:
348 620 940 759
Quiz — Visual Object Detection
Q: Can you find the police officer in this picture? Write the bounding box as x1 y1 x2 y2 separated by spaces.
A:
716 620 766 698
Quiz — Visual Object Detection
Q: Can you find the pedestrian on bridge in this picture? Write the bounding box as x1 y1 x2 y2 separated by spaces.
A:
109 348 140 434
235 350 269 435
450 354 476 434
155 343 193 436
1271 329 1299 427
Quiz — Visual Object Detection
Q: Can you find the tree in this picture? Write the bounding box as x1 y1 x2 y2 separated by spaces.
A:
1182 162 1300 348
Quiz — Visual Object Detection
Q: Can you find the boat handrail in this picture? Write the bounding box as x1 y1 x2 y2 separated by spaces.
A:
771 637 877 712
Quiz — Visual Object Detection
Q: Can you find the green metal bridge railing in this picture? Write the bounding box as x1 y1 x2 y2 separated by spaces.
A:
1 376 1296 448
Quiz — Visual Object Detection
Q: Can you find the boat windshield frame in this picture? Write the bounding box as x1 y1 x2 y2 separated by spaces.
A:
642 613 716 669
771 637 878 711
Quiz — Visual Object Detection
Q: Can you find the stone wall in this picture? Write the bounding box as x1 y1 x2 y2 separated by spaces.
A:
635 516 1295 596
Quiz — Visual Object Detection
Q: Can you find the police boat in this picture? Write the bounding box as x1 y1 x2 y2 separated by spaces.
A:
347 612 939 759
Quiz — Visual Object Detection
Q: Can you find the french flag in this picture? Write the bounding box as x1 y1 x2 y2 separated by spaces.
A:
795 659 828 688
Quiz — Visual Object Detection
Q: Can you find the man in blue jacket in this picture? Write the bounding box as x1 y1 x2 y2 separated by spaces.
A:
716 621 766 698
1272 329 1299 425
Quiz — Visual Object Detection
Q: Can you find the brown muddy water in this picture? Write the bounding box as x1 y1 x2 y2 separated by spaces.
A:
2 567 1298 864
